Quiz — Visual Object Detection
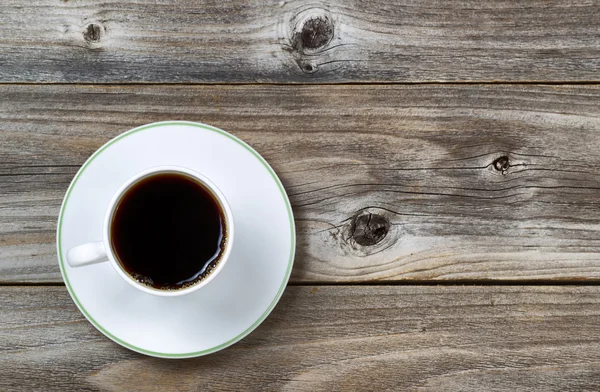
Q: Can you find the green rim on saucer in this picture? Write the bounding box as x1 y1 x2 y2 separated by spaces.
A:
57 121 295 358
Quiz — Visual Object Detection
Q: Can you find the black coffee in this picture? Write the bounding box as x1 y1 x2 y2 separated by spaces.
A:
110 172 227 290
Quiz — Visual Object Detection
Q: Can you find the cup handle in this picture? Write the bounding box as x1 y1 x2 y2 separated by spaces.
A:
66 242 108 267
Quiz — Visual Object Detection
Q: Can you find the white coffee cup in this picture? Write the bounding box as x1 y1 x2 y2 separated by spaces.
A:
66 165 234 297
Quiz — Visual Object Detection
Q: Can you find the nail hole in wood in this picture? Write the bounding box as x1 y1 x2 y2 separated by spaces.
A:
350 212 390 247
302 62 317 73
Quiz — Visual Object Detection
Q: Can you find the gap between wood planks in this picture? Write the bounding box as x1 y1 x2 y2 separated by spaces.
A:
4 281 600 287
0 81 599 86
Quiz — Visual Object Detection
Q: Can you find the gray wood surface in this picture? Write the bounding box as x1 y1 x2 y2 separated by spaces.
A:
2 0 599 389
1 285 600 391
2 84 600 283
0 0 598 83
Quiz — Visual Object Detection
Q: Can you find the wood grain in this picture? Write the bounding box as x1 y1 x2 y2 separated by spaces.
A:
1 84 600 283
0 0 598 83
1 285 600 391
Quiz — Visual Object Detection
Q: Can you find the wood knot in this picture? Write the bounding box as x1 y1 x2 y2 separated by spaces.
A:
282 7 349 76
492 155 510 174
291 12 334 54
350 212 390 247
299 16 333 50
83 23 104 44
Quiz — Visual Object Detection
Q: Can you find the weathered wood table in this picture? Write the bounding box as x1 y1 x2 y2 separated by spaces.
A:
1 1 600 390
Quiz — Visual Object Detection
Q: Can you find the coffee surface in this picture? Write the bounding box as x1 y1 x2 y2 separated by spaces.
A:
111 172 226 290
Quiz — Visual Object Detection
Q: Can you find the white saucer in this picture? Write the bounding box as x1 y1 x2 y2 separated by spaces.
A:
57 121 295 358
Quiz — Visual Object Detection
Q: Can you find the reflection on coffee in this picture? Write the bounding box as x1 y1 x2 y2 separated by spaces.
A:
110 172 227 290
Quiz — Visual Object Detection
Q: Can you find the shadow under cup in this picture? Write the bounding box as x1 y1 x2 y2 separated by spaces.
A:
108 170 230 291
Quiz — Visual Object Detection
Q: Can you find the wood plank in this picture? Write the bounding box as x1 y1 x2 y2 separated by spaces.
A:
1 286 600 391
1 84 600 283
0 0 598 82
